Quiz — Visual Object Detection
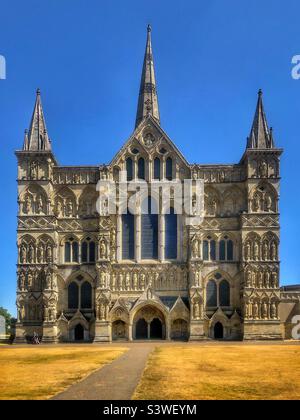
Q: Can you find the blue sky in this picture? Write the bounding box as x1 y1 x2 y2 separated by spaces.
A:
0 0 299 316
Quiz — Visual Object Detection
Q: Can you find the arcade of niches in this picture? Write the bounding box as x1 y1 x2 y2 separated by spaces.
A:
14 26 300 343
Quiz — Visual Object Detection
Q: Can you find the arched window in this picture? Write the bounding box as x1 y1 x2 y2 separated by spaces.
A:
219 280 230 306
81 281 92 308
203 237 216 261
122 211 135 259
141 197 158 259
68 282 79 309
166 157 173 180
206 280 217 307
81 238 96 263
165 207 177 259
154 157 161 180
126 157 133 181
219 236 234 261
138 157 145 180
65 238 79 263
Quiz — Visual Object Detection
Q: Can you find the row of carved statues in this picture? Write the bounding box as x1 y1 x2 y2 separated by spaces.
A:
18 268 57 292
249 158 279 179
17 298 57 323
244 299 279 320
99 267 189 291
245 269 278 289
19 240 54 264
243 235 278 261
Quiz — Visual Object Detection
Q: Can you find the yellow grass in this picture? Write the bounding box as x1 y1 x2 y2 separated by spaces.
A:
133 344 300 400
0 346 127 400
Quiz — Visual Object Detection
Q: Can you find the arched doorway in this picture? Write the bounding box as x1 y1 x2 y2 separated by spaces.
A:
74 324 84 341
150 318 162 339
214 322 224 339
133 305 166 340
171 319 188 340
136 318 148 339
112 320 127 340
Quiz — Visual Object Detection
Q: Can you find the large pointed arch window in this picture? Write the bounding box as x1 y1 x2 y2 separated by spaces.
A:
219 280 230 307
138 157 145 180
219 236 234 261
154 157 161 180
166 157 173 180
165 207 177 259
206 280 217 307
122 210 135 260
126 157 133 181
141 196 158 259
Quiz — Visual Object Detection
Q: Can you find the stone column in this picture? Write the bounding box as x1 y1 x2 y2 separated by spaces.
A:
136 213 141 262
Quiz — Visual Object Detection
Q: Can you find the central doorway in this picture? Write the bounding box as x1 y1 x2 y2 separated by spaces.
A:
134 305 166 340
214 322 224 339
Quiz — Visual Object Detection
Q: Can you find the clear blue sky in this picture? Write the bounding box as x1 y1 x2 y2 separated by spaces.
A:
0 0 299 316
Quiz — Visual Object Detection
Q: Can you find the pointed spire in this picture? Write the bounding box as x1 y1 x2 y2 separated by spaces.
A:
135 24 160 128
247 89 275 149
23 88 51 151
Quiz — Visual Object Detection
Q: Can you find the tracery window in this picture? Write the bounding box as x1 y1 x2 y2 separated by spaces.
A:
81 237 96 263
65 237 79 263
203 236 216 261
219 236 234 261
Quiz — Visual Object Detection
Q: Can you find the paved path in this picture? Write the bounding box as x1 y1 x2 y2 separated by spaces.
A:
52 343 156 400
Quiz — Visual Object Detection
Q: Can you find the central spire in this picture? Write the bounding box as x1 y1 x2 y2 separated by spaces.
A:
135 25 160 128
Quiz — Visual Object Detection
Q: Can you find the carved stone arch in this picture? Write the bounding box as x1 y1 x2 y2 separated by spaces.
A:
36 234 55 264
19 234 36 264
78 186 98 218
204 186 220 216
222 185 245 216
53 186 77 218
59 233 81 246
68 312 90 331
20 183 48 215
250 182 278 213
65 270 96 288
244 232 261 261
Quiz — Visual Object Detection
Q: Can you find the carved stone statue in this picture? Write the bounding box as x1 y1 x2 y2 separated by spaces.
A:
193 301 200 319
125 273 131 290
262 302 268 319
28 244 35 263
131 273 137 290
23 195 31 214
100 272 106 288
46 244 53 262
20 244 27 263
270 302 277 319
192 239 199 259
253 242 259 261
252 301 259 319
36 195 44 214
271 242 277 261
65 198 73 217
100 240 107 259
139 273 146 290
262 242 269 261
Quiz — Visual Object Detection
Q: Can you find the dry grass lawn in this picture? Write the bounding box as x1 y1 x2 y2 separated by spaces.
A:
0 346 127 400
133 344 300 400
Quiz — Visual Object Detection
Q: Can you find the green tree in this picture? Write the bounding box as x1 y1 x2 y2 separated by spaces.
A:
0 307 12 334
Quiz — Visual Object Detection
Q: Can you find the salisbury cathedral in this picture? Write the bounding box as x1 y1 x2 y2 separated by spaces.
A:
15 26 300 343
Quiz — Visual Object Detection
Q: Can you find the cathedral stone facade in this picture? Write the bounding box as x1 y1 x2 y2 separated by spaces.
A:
15 26 300 343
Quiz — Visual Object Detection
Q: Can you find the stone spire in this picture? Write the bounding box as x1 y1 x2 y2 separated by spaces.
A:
23 88 51 151
247 89 275 149
135 24 160 128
